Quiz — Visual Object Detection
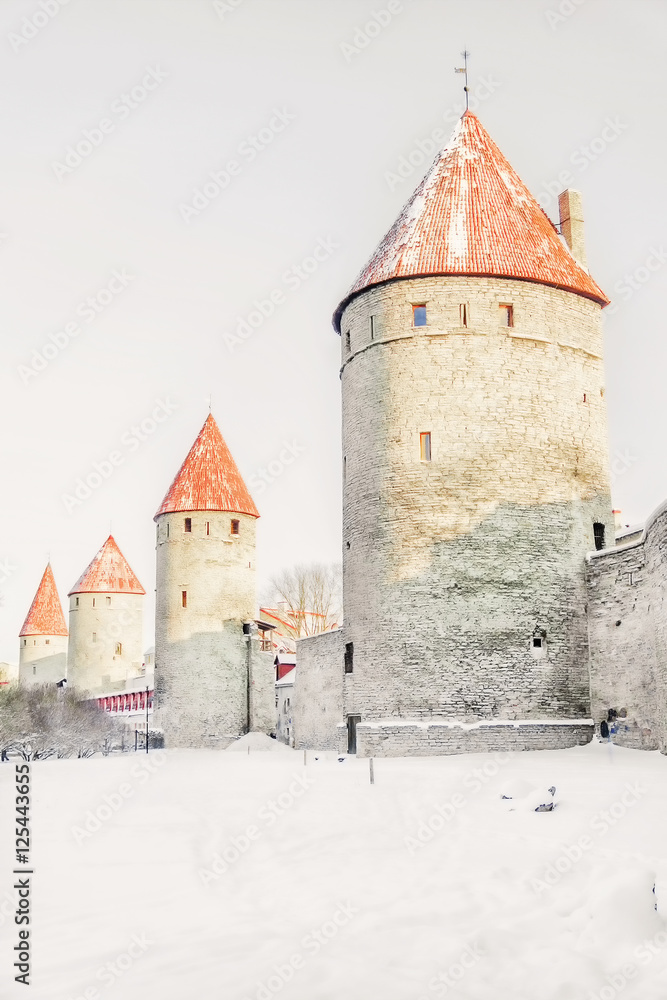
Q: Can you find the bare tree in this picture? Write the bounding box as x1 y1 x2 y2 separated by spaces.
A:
0 685 123 760
266 563 342 638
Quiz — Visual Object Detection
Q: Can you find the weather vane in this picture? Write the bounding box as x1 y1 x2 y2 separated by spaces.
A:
455 49 470 110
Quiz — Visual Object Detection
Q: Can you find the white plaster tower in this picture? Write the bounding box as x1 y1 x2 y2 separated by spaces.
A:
67 536 145 695
331 110 614 755
153 414 272 748
18 563 68 686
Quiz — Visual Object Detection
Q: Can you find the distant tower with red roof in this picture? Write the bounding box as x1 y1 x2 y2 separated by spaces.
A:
67 535 145 695
327 110 614 755
153 414 273 748
18 563 68 686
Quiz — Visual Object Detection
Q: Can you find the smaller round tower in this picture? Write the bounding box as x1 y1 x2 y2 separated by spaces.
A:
18 563 68 686
153 414 266 748
67 536 145 696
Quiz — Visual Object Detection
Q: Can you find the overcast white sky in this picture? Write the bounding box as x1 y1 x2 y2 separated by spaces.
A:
1 0 665 663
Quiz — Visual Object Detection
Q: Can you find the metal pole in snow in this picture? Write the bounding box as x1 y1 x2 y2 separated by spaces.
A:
304 749 307 766
369 758 375 784
145 686 149 754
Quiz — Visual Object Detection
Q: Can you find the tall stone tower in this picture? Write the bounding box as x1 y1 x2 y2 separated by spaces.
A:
332 110 613 755
67 536 145 695
153 414 272 748
18 564 68 686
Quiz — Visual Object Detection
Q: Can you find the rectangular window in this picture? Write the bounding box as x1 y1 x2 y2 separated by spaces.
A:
23 639 26 646
106 596 111 606
182 591 187 608
420 432 432 462
231 519 240 535
499 304 514 327
344 641 354 673
166 522 170 538
184 517 192 533
115 642 122 655
75 597 79 607
206 521 210 536
92 598 96 607
593 522 606 551
92 632 97 643
33 665 36 675
45 639 50 645
370 315 376 340
412 304 427 327
460 303 468 327
345 330 351 353
533 637 543 648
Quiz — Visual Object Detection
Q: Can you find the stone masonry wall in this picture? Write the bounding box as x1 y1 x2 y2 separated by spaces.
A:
293 629 345 752
67 593 143 696
356 721 594 758
339 275 612 737
587 501 667 751
18 635 68 687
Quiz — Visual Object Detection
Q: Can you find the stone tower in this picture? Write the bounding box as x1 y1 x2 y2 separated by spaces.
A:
18 563 68 686
153 414 273 749
67 535 145 695
332 110 613 755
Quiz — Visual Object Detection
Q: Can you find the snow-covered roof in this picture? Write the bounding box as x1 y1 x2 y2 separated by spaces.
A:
275 667 296 688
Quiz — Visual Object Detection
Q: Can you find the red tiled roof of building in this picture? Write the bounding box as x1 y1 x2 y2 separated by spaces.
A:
333 110 608 331
68 536 145 596
20 564 68 637
155 414 259 519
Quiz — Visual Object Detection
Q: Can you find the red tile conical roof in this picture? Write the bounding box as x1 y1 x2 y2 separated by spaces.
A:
20 564 68 637
68 536 146 596
155 414 259 519
333 111 608 331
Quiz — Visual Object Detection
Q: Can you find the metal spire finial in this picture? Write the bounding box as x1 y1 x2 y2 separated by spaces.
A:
455 49 470 110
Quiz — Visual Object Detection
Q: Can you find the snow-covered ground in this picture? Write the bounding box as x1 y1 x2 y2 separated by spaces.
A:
2 739 667 1000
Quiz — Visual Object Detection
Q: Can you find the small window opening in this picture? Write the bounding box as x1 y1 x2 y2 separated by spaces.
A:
115 642 122 655
583 393 588 403
346 541 350 550
92 598 96 607
206 521 210 536
412 304 427 327
92 632 97 643
343 456 347 483
23 639 26 646
184 517 192 533
627 572 635 586
499 303 514 327
106 596 111 606
370 315 376 340
420 432 432 462
166 522 170 538
344 642 354 674
33 639 36 645
344 330 351 353
182 591 187 608
593 522 606 551
33 665 36 675
532 636 543 648
45 639 50 645
231 519 240 535
459 303 468 327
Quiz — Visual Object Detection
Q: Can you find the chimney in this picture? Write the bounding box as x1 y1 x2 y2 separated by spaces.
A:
558 189 588 271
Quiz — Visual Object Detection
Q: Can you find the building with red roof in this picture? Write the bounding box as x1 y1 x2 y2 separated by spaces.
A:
153 414 273 748
67 536 145 696
18 563 68 686
294 109 614 757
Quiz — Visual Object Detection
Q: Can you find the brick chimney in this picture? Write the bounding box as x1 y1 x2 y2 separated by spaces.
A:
558 189 588 271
